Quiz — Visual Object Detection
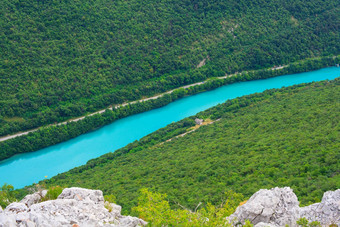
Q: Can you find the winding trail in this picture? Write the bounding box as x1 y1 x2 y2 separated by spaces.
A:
158 118 221 146
0 66 286 143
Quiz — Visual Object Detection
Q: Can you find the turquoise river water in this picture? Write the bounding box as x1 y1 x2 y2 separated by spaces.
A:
0 67 339 188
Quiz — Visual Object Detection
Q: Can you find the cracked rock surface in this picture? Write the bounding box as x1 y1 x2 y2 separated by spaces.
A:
227 187 340 226
0 187 146 227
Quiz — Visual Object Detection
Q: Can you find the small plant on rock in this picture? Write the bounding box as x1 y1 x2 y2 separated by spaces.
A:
42 186 63 201
0 183 16 208
132 188 246 226
297 218 321 227
104 194 117 212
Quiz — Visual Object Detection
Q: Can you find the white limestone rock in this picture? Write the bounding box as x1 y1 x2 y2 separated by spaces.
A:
105 201 122 217
41 190 47 198
0 187 146 227
254 222 277 227
0 214 16 227
4 202 28 213
227 187 300 226
20 190 47 207
227 187 340 227
118 216 148 227
58 187 104 204
299 189 340 225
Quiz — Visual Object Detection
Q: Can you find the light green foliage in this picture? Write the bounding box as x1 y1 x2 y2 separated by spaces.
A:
104 194 117 212
296 218 321 227
0 184 16 208
133 188 245 226
243 220 253 227
104 194 117 204
42 186 63 201
104 202 114 213
297 218 309 227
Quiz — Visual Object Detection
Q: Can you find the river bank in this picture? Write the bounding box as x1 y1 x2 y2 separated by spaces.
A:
0 68 253 143
0 73 233 143
0 56 338 163
0 65 339 188
0 56 336 143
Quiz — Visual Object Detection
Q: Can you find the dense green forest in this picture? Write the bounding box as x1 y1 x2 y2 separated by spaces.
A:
0 57 337 161
35 79 339 214
1 0 339 136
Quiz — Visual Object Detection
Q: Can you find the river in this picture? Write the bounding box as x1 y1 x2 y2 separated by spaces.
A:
0 67 339 188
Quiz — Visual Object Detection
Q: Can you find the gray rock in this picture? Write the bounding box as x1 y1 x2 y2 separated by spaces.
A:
227 187 300 226
105 201 122 218
0 187 146 227
18 189 48 209
299 189 340 226
195 118 203 125
41 190 47 198
118 216 148 227
5 202 28 214
58 187 104 204
254 222 277 227
227 187 340 227
0 206 2 213
22 219 36 227
0 214 16 227
20 192 42 208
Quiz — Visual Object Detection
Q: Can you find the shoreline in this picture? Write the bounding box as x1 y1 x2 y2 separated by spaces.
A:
0 71 244 142
0 55 338 145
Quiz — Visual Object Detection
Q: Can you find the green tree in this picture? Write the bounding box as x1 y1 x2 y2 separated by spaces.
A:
0 184 16 208
132 188 245 226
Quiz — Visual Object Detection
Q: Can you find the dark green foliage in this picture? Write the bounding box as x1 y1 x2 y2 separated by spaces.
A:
0 0 339 136
0 88 193 161
0 57 337 161
38 79 339 214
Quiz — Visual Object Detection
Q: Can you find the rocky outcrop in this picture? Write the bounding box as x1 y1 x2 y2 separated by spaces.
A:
227 187 340 226
19 190 47 208
299 189 340 226
195 118 203 125
2 186 338 226
0 187 146 227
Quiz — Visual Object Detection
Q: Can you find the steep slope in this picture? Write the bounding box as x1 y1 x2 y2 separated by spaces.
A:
1 187 146 226
2 187 339 226
1 0 339 136
43 78 340 213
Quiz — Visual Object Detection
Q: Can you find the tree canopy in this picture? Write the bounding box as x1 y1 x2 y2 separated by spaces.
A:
1 0 339 136
39 79 340 213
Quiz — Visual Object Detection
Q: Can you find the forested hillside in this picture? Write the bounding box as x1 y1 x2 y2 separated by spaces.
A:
1 0 339 136
42 79 340 214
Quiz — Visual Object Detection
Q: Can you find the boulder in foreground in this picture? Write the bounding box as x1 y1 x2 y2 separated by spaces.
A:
227 187 340 226
0 187 146 227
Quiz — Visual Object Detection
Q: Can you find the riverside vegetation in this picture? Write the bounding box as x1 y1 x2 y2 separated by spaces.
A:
0 56 338 161
1 0 339 137
1 0 339 225
25 78 338 214
2 79 338 225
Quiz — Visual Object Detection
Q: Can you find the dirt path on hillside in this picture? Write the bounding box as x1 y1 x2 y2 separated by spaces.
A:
0 65 287 142
158 118 221 146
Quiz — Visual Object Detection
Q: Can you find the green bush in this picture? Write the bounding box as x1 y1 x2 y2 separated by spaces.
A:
132 188 245 226
0 184 16 208
296 218 321 227
42 186 63 201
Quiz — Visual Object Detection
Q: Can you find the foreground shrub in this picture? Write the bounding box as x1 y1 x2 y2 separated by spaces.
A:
133 188 245 226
